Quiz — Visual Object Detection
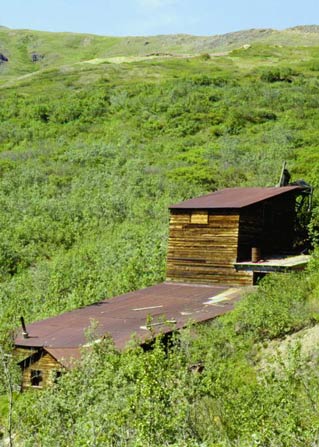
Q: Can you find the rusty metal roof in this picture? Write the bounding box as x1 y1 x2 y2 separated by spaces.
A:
15 282 250 358
170 186 302 210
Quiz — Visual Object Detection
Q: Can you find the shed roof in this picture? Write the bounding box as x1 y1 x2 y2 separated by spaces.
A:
170 186 302 210
15 282 250 354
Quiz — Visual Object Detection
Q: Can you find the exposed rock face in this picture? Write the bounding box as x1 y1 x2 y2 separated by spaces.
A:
31 53 44 62
0 53 8 63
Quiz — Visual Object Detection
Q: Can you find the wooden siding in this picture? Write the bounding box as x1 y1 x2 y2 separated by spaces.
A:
166 211 253 285
18 348 63 390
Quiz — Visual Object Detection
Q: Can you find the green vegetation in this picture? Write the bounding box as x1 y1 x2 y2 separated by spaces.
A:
1 26 319 445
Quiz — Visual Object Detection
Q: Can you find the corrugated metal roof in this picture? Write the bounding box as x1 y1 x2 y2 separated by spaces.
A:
170 186 302 210
15 282 250 353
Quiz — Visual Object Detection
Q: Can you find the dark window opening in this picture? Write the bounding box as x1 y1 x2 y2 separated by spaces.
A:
53 371 62 383
30 369 43 387
253 272 266 285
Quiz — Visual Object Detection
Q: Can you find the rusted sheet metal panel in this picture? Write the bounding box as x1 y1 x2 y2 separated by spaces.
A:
170 186 302 210
15 282 250 351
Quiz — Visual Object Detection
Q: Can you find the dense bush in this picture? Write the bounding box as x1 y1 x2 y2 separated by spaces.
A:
260 67 297 83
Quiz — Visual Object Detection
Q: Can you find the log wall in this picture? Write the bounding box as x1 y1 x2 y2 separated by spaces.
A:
166 210 253 285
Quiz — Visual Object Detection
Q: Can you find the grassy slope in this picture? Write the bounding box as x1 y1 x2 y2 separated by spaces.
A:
1 25 319 79
0 36 319 327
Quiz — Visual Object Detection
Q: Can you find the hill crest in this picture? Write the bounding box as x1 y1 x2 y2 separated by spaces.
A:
0 24 319 78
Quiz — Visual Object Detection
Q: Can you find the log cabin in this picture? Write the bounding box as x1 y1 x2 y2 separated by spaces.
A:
14 185 310 389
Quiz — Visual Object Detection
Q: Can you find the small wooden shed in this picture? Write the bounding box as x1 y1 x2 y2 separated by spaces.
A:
16 347 80 389
166 186 305 286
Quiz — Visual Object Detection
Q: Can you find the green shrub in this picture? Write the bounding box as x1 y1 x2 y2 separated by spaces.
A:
260 67 297 83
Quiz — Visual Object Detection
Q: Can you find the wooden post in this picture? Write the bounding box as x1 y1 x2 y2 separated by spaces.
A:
251 247 261 263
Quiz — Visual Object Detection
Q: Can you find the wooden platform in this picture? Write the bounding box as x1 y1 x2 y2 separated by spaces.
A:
234 254 310 273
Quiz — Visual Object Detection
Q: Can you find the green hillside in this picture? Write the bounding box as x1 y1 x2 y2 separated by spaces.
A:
1 26 319 445
2 25 319 79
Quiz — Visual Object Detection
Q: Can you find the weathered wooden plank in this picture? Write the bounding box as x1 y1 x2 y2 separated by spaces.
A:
168 243 238 249
166 274 242 282
169 225 239 232
167 243 238 250
168 237 239 243
209 215 239 224
168 233 239 240
167 258 237 265
169 215 190 224
170 212 239 219
168 234 239 240
167 267 252 277
166 273 252 286
167 256 237 262
175 224 238 229
170 213 239 224
167 261 237 268
190 211 208 224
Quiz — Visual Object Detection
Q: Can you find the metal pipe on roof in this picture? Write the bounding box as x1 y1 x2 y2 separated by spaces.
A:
20 316 29 339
